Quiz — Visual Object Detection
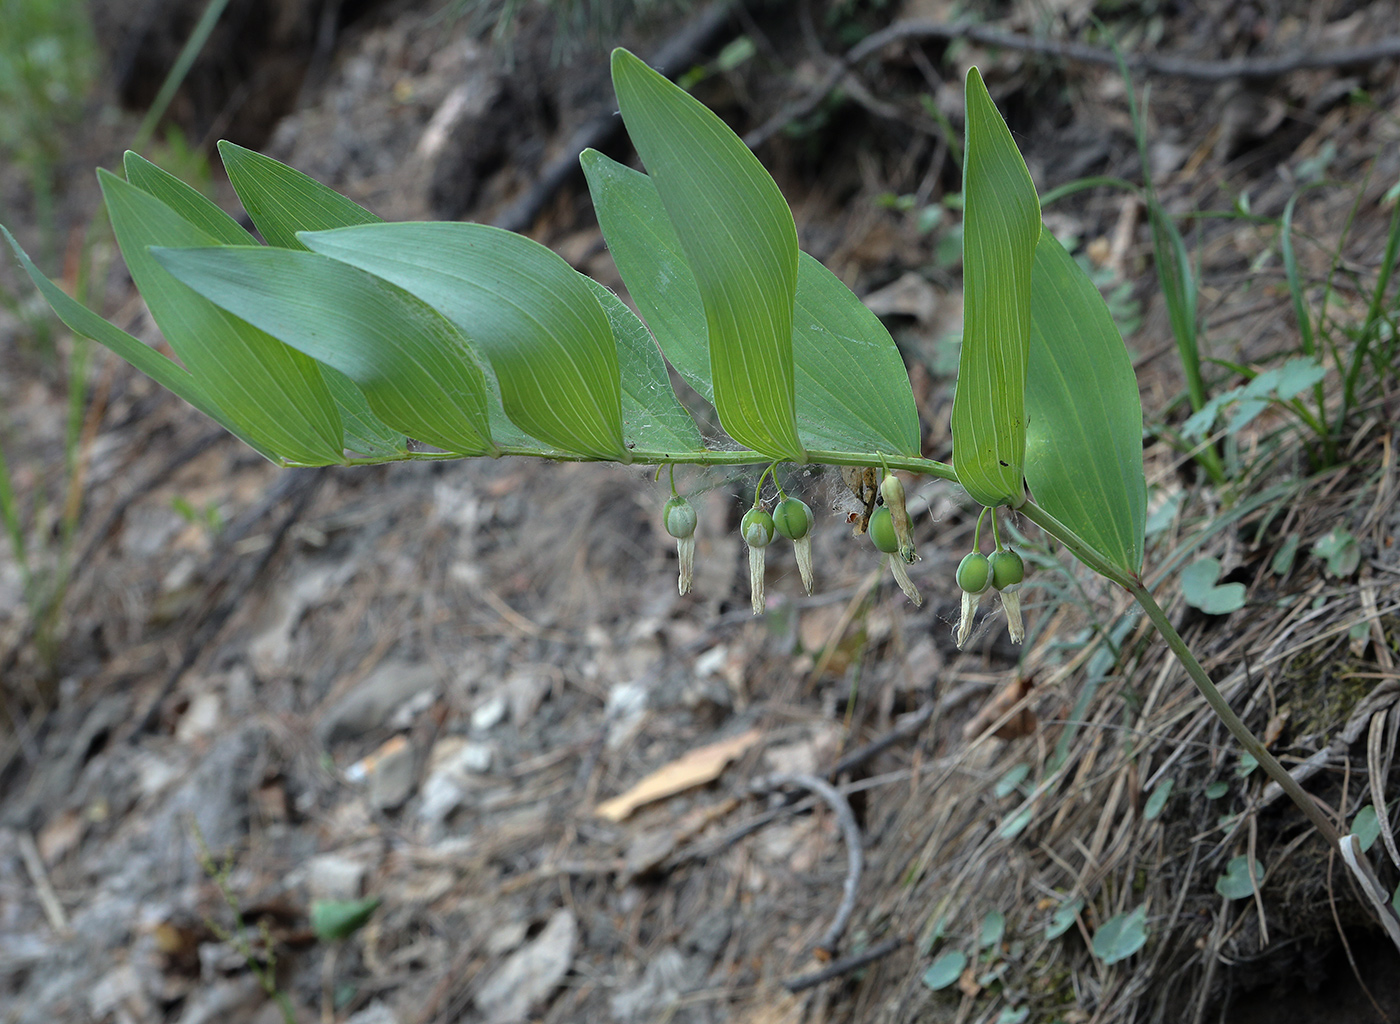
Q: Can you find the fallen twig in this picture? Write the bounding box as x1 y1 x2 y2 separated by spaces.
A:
746 21 1400 148
782 935 903 993
17 831 70 937
750 771 864 954
493 1 735 234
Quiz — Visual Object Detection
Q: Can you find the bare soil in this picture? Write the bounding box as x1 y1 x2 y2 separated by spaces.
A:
2 2 1399 1023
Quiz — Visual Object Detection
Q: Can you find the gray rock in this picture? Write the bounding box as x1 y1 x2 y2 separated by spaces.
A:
470 692 508 732
306 853 369 899
344 1002 399 1024
475 908 577 1023
366 739 417 811
318 661 438 745
610 947 706 1023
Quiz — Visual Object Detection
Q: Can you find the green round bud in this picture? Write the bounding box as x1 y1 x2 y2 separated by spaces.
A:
879 473 906 507
663 496 697 540
741 507 774 548
868 507 899 553
989 548 1024 590
956 551 991 594
773 497 813 541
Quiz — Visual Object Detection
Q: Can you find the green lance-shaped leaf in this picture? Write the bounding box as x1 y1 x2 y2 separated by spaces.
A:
581 148 713 402
151 245 497 456
581 277 705 455
99 170 346 466
953 67 1040 507
611 48 805 462
793 253 921 455
124 151 407 459
218 140 381 250
301 222 628 461
583 150 919 456
1025 231 1146 576
125 151 256 245
0 225 283 464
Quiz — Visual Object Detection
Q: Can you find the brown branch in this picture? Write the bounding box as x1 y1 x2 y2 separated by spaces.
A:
745 21 1400 148
750 771 864 954
492 1 736 234
782 936 904 993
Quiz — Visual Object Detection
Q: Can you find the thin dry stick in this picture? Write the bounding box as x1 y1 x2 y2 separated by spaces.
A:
782 936 904 993
746 21 1400 148
751 772 864 954
1367 710 1400 870
17 832 70 937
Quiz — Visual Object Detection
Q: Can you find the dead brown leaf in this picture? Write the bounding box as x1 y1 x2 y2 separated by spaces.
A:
594 729 762 822
962 675 1038 741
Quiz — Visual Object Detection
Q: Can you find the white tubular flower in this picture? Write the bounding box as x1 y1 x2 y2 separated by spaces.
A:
773 496 814 595
889 556 923 607
741 507 775 615
990 548 1026 645
663 496 697 596
955 551 991 649
1000 584 1024 644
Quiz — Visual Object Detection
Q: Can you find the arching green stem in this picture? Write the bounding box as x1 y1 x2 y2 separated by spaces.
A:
1019 498 1342 851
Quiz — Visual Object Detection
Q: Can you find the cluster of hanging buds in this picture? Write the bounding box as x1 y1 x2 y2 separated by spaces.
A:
955 506 1027 648
661 466 1026 632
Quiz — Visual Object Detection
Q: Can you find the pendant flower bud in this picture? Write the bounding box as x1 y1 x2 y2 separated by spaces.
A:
879 473 916 564
773 496 815 594
741 506 775 614
955 551 992 649
869 507 922 605
990 548 1025 644
663 495 698 595
868 506 899 554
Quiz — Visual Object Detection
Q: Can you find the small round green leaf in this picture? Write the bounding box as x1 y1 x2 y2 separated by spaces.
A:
1215 856 1265 900
1351 804 1381 853
921 950 967 991
1045 898 1083 940
1091 906 1148 965
310 897 381 942
979 910 1006 949
1180 558 1246 615
1143 778 1174 821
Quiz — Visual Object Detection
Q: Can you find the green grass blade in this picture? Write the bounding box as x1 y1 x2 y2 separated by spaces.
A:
1026 231 1146 576
1 224 282 463
584 150 918 456
99 171 346 466
952 67 1040 507
581 278 706 455
152 245 497 457
611 48 805 462
130 0 230 154
301 222 628 461
218 140 381 250
1279 192 1315 356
